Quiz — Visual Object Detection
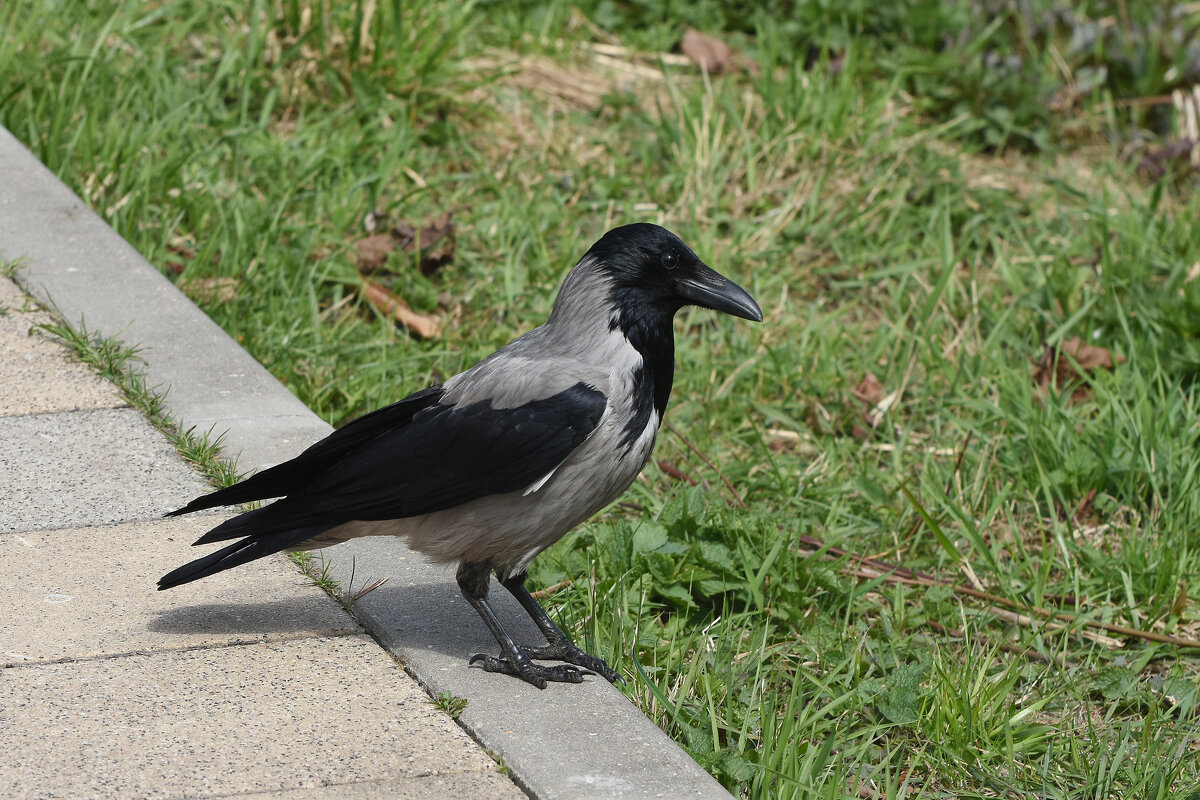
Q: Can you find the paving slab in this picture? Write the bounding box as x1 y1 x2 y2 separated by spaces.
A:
0 635 524 800
0 408 210 532
0 278 126 416
0 516 362 666
322 538 733 800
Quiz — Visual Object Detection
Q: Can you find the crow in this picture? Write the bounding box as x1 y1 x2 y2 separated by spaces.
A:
159 223 762 688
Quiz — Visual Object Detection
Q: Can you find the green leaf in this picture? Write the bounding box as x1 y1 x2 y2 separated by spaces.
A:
643 551 677 583
632 522 670 554
697 577 746 597
657 582 697 609
716 750 758 782
697 540 735 571
681 724 714 755
857 677 887 702
878 663 926 725
921 584 954 615
1093 666 1138 701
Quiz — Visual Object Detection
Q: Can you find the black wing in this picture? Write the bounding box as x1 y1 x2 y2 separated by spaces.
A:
168 385 445 516
188 381 607 544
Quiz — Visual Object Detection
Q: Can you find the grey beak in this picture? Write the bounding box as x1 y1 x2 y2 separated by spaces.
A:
678 265 763 322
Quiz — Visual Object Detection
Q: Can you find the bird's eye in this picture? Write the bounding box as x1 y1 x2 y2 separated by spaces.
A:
662 252 679 270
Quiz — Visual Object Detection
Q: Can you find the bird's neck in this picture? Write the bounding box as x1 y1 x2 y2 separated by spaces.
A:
547 262 676 417
610 299 676 420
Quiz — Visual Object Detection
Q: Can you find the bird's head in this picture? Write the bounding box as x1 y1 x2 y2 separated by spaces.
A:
561 223 763 329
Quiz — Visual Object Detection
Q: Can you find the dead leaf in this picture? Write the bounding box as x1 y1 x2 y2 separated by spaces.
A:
362 280 442 338
680 30 759 76
1033 336 1126 405
353 233 399 271
164 241 197 276
852 372 885 406
178 277 239 304
850 371 898 429
1136 138 1196 181
393 211 455 275
1074 488 1098 523
352 211 455 276
681 29 734 72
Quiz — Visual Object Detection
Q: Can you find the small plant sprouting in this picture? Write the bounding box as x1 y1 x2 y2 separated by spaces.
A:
433 691 468 720
289 551 341 597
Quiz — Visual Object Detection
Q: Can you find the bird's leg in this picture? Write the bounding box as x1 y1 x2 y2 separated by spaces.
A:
457 560 590 689
499 571 624 685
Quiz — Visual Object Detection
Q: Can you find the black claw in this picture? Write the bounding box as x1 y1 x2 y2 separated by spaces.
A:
468 652 591 689
518 641 623 685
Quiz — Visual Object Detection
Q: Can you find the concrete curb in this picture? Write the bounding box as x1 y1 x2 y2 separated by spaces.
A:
0 126 733 800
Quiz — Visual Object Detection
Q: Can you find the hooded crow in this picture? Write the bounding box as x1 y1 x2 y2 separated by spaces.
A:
159 223 762 688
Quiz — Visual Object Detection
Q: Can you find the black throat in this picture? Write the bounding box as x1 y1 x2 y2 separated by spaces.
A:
609 286 677 451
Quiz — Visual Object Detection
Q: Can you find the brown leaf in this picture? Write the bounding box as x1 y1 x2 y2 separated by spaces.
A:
395 211 455 276
680 30 759 76
164 241 197 276
681 29 734 72
1064 337 1124 371
353 211 455 275
1136 138 1196 181
353 233 399 271
1073 488 1098 523
851 372 885 406
361 280 442 338
1033 336 1126 405
765 428 800 452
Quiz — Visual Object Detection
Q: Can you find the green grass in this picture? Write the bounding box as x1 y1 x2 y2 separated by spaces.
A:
5 1 1200 796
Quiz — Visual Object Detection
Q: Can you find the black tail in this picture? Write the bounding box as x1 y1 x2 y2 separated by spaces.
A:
158 539 263 590
157 524 329 590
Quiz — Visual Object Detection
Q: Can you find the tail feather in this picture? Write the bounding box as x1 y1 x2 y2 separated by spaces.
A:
158 538 266 590
192 506 276 546
158 524 331 590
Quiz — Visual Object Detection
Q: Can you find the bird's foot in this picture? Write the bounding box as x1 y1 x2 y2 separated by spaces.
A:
519 640 624 685
469 653 591 689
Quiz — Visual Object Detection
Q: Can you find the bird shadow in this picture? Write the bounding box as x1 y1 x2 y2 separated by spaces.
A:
145 579 541 662
146 596 354 636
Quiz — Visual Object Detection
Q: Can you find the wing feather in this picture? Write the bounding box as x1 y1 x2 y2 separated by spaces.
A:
167 386 444 516
184 381 607 543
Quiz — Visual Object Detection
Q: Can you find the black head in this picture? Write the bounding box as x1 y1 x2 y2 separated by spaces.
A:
584 223 763 324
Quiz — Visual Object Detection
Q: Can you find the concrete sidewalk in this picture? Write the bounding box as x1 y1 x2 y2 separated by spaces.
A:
0 124 733 800
0 277 527 799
